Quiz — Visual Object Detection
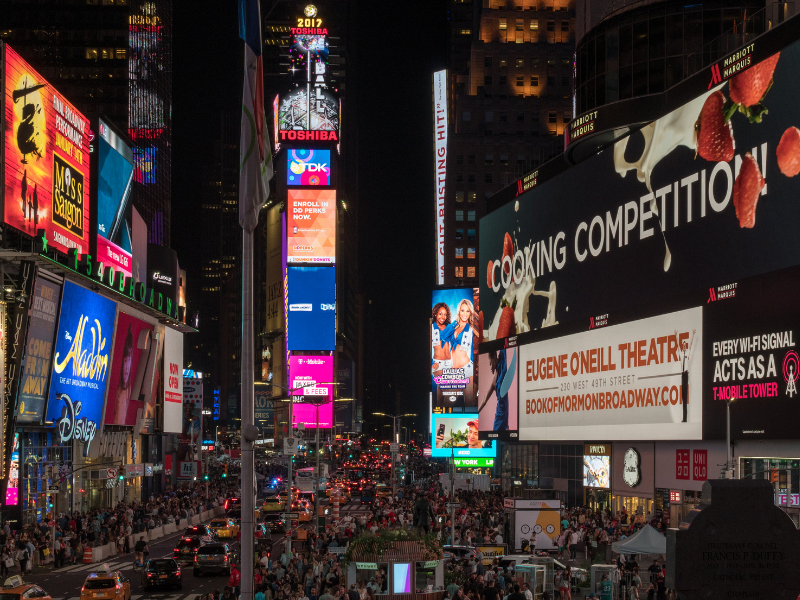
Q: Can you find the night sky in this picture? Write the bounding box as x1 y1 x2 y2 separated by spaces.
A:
172 0 448 436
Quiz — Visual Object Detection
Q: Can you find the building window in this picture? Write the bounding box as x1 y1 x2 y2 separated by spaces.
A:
499 75 507 85
516 36 524 44
485 111 494 122
562 57 571 67
456 173 464 183
468 210 476 221
517 159 526 171
467 248 476 259
468 192 477 203
468 155 476 165
516 19 524 31
562 75 570 88
547 20 555 31
459 29 471 35
499 18 507 30
485 57 493 67
467 266 476 278
484 75 492 86
532 58 539 68
468 174 476 184
455 266 464 278
564 111 572 123
85 48 98 59
530 19 539 30
516 75 524 87
548 58 556 66
531 75 539 85
548 111 557 123
515 58 524 68
561 21 569 32
547 75 555 87
463 111 471 122
455 228 464 241
500 112 508 122
456 210 464 221
517 112 525 122
532 111 540 121
500 155 509 166
456 155 464 165
485 155 494 166
485 173 493 184
467 228 476 241
456 191 464 202
456 248 464 259
500 58 507 67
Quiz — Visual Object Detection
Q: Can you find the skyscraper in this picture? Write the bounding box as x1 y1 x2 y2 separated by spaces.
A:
1 0 174 246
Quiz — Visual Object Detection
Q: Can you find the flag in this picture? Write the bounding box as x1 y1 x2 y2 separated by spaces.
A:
238 0 273 233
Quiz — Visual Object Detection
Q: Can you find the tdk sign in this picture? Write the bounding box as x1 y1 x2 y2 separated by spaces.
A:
291 161 329 174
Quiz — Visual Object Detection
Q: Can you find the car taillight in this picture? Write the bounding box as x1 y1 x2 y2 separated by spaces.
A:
174 548 179 552
224 556 228 562
194 556 198 562
81 587 85 593
176 568 181 576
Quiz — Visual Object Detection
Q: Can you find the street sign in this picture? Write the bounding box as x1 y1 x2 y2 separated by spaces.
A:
282 513 300 520
446 503 461 510
47 485 59 492
106 468 117 479
390 443 400 453
284 437 298 456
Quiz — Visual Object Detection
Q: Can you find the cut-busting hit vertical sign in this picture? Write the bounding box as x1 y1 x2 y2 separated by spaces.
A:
433 70 447 286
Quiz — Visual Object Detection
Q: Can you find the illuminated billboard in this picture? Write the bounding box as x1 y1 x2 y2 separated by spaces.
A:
46 281 117 450
431 288 478 408
288 355 333 428
431 413 496 458
287 189 336 264
3 45 92 255
287 149 331 186
583 455 610 488
433 70 447 286
287 266 335 351
477 347 518 440
480 46 800 345
103 311 154 426
97 118 134 278
277 87 339 142
519 308 703 441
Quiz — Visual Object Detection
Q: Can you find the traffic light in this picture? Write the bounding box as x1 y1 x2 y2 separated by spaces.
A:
203 474 209 481
118 474 124 481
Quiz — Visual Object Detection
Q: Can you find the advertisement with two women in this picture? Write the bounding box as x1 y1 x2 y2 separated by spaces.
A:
431 288 479 408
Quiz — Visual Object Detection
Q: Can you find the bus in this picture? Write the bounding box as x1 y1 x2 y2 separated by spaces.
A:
296 465 329 492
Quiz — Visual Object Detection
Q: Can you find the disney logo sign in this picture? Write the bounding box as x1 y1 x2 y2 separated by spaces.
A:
55 393 98 448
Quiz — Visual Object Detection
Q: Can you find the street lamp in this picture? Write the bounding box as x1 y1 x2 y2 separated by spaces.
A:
373 412 416 499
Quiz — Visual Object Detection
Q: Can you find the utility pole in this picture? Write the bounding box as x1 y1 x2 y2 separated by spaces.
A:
450 435 455 544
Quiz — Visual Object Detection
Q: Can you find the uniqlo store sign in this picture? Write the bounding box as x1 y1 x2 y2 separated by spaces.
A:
675 449 708 481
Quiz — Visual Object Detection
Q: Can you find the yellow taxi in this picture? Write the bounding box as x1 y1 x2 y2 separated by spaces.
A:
0 577 53 600
209 517 240 539
80 570 131 600
376 484 392 498
290 500 313 522
261 492 286 512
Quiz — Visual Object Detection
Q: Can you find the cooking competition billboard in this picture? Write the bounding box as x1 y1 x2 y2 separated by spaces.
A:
287 189 336 264
477 347 518 440
519 308 703 441
480 41 800 346
431 288 479 409
3 45 92 255
431 413 496 458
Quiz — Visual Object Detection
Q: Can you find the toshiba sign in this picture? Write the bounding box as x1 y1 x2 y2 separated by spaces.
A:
519 307 703 441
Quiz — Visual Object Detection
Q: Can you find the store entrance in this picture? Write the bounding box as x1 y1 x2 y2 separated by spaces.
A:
585 489 611 512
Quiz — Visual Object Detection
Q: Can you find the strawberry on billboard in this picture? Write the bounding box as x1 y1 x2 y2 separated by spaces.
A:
480 39 800 348
3 45 91 255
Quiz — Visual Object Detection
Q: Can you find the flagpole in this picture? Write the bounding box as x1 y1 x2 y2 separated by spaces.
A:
241 227 255 600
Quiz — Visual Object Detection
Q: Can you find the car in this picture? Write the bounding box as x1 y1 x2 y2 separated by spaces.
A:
261 493 285 512
224 497 241 511
297 491 316 505
290 501 312 522
174 537 206 563
193 543 234 576
209 518 240 539
80 571 131 600
183 524 216 544
0 578 52 600
376 484 391 498
262 512 285 534
360 485 375 504
143 559 182 590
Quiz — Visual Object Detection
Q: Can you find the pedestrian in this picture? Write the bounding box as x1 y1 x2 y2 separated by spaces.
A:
229 562 241 598
568 529 579 561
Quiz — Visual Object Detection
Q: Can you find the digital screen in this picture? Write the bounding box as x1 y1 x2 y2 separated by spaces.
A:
3 45 92 255
287 266 335 351
97 118 134 278
288 355 333 428
46 281 117 449
431 288 478 409
6 434 19 506
583 455 610 488
287 149 331 186
392 563 412 594
431 413 496 458
287 189 336 264
103 311 154 426
478 347 518 441
481 47 800 345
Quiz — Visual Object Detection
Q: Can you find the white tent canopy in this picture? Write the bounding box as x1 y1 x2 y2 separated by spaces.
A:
610 524 666 555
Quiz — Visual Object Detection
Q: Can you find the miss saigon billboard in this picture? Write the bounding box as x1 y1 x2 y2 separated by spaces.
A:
3 44 92 255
